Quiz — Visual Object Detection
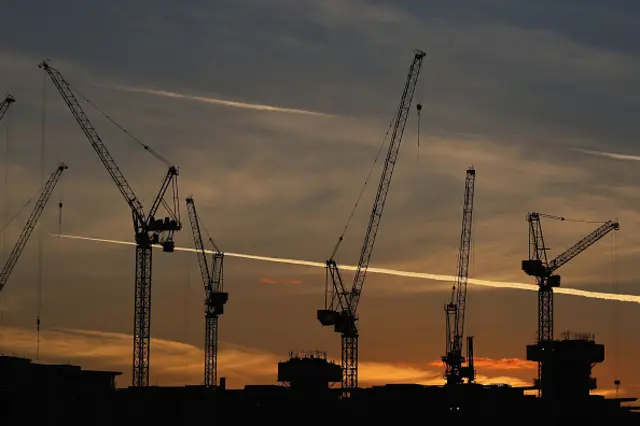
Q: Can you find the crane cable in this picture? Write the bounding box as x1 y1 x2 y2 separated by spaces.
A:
611 230 620 397
202 221 220 255
182 254 190 383
328 130 386 259
561 218 607 224
328 94 410 260
539 213 607 224
416 80 423 165
0 198 33 235
58 201 63 239
0 95 13 353
57 170 64 240
70 85 171 167
36 70 47 360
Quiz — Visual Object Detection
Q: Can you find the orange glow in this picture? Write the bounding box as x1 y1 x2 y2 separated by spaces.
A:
260 277 303 285
472 357 537 370
428 357 537 371
0 326 531 389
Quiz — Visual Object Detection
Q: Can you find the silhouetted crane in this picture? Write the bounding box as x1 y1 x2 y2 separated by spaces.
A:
522 212 619 385
0 163 67 294
443 167 476 385
40 61 181 387
317 50 426 391
185 197 227 387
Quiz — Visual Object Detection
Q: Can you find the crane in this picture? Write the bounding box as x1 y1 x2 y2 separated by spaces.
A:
317 50 426 391
522 212 619 384
185 197 227 388
0 163 67 294
0 94 15 123
39 61 181 388
442 167 476 385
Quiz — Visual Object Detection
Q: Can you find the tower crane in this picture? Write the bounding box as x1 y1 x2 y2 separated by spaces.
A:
442 167 476 385
522 212 619 384
185 197 227 388
0 94 15 122
0 163 67 294
317 50 426 391
39 61 181 388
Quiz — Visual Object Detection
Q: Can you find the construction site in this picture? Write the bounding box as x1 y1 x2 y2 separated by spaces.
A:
0 50 638 423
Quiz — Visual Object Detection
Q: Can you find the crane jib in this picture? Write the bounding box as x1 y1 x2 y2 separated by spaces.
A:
547 220 620 273
524 212 620 345
186 197 213 288
348 50 426 314
0 163 68 294
185 196 228 387
39 61 147 225
319 50 426 391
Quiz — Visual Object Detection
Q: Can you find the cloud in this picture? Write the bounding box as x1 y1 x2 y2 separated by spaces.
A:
0 325 528 388
1 1 638 146
0 326 272 387
359 361 531 387
593 388 625 398
106 85 337 118
260 277 303 285
416 0 640 57
52 233 640 304
0 293 21 314
572 148 640 162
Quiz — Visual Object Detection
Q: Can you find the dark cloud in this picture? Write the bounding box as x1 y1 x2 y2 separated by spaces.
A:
0 0 638 390
2 0 638 149
406 0 640 56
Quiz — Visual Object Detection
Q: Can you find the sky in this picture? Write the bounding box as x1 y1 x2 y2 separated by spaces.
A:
0 0 639 396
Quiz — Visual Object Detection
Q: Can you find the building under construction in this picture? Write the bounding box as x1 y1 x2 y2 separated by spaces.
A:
0 344 638 424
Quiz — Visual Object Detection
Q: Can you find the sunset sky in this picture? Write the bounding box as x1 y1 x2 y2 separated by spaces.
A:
0 0 639 397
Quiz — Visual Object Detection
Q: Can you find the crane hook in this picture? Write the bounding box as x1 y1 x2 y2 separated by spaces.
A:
416 103 423 165
57 201 63 239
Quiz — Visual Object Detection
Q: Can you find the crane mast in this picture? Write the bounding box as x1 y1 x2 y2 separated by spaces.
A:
186 197 227 388
0 163 67 294
40 61 181 387
0 94 15 123
443 167 476 385
522 212 619 386
318 50 426 391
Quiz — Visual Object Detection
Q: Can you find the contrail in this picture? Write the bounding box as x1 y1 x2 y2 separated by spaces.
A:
50 233 640 304
573 148 640 162
106 85 336 118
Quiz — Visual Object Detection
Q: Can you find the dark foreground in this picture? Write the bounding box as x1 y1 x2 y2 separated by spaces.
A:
1 354 639 424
